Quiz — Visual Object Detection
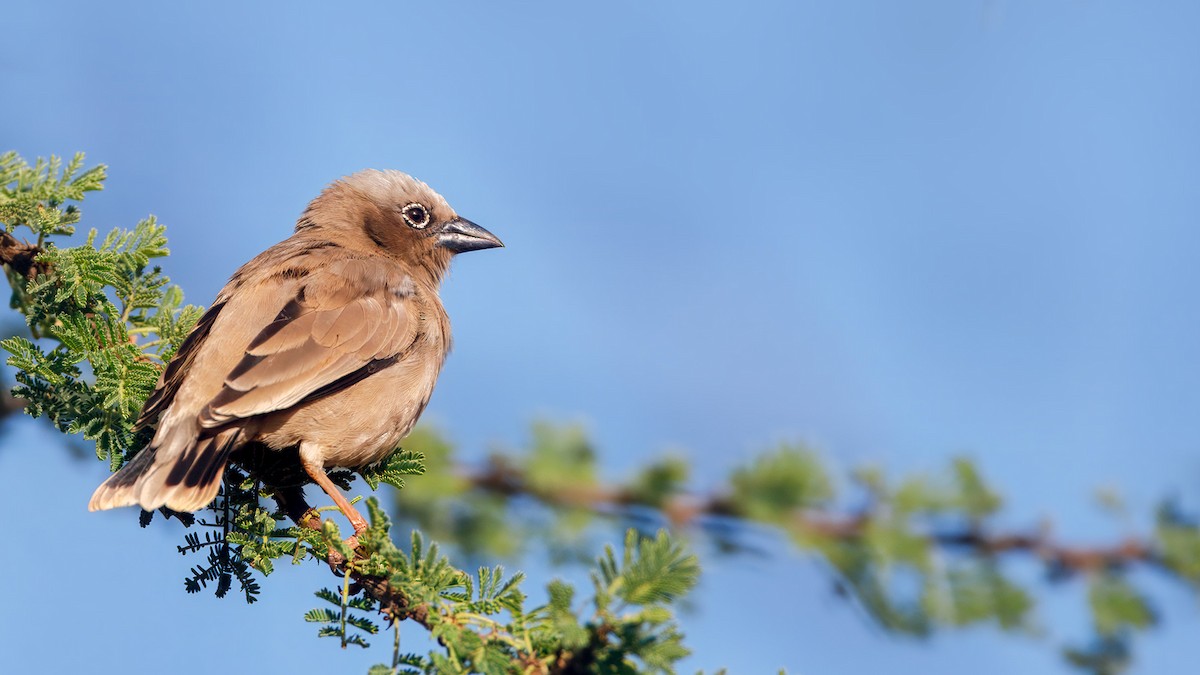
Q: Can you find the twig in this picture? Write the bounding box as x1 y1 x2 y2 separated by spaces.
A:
0 231 42 278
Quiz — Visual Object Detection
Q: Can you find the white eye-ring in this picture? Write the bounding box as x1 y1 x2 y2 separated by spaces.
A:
401 202 431 229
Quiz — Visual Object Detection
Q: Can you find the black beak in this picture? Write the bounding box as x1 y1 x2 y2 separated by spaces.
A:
436 217 504 253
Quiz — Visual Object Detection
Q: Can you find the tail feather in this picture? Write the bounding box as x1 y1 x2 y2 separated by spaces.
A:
87 445 160 511
88 428 242 513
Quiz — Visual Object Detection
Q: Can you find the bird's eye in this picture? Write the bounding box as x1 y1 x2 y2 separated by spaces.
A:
401 203 430 229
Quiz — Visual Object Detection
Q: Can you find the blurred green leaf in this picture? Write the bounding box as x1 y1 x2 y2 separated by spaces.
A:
1089 574 1155 637
729 443 833 521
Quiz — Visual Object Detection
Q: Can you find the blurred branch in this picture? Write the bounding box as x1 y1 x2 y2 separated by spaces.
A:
395 423 1199 675
468 452 1158 575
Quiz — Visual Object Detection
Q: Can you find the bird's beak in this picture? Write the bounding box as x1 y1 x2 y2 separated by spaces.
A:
436 217 504 253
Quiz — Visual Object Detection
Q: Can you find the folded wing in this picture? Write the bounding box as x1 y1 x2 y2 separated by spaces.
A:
199 257 416 428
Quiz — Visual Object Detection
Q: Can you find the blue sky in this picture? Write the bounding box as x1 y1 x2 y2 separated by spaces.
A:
2 1 1199 673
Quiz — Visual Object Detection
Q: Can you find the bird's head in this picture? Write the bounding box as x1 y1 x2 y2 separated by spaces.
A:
298 169 503 283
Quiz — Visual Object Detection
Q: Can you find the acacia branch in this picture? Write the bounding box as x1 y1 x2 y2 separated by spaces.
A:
269 483 596 674
269 484 433 630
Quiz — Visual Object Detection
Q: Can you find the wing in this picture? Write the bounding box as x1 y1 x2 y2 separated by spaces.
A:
197 256 419 428
134 300 227 430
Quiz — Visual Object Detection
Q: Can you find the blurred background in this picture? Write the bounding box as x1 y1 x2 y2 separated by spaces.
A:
2 1 1198 673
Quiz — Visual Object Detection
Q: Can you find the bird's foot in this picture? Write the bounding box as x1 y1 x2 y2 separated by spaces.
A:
348 514 370 536
325 533 367 574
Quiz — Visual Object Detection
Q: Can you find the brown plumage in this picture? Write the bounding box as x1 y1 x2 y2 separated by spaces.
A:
88 169 502 534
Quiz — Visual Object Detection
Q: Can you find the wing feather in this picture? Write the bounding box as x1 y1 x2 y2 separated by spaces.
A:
198 257 417 428
247 311 319 354
134 300 227 430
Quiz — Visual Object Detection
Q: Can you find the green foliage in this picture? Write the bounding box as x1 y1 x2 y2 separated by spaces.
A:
0 151 105 239
1063 575 1153 675
891 457 1003 518
728 443 833 521
1087 574 1155 637
624 455 689 508
928 562 1033 630
359 448 427 491
309 579 380 649
171 468 272 603
1 152 198 469
601 529 699 606
334 499 698 674
1063 638 1130 675
1155 501 1200 583
524 420 598 494
575 529 699 672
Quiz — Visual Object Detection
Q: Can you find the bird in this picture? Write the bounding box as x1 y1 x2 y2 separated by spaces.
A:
88 169 502 538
